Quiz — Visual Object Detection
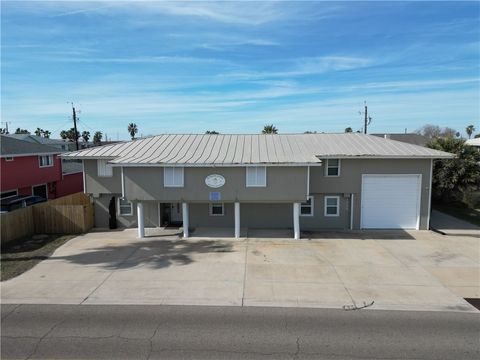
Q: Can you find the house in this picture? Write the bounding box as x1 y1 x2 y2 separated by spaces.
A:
371 133 429 147
63 133 452 239
4 134 75 151
0 135 83 200
465 137 480 150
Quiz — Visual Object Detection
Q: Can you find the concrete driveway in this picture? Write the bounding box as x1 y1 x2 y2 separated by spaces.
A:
1 229 479 312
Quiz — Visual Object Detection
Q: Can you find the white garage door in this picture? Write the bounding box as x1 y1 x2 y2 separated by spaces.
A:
361 175 421 229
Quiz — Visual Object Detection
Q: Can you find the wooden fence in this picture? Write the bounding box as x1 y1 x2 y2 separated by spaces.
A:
1 192 94 247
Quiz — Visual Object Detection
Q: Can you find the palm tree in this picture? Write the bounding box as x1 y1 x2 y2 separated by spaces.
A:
466 125 475 139
262 124 278 134
93 131 103 145
60 130 68 140
34 128 43 136
128 123 138 140
82 131 90 143
344 127 353 133
43 130 51 138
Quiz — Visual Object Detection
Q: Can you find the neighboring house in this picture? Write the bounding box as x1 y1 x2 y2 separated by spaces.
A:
465 137 480 150
371 133 429 147
63 133 452 239
4 134 75 151
0 135 83 201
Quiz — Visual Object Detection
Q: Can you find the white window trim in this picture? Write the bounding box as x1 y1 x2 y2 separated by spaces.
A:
246 166 267 187
38 155 54 168
300 196 314 217
325 159 341 177
97 159 113 177
5 157 14 161
324 195 340 217
117 198 133 216
164 167 184 188
209 203 225 216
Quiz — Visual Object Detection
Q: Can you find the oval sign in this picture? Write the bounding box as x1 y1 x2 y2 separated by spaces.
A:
205 174 225 188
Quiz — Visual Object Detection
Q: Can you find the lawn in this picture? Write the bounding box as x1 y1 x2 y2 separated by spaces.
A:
433 201 480 227
1 234 75 281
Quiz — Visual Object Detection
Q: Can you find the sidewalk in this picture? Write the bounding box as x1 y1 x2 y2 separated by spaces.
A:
430 210 480 237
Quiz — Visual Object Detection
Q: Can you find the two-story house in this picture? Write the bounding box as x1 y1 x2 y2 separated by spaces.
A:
0 135 83 200
63 133 452 239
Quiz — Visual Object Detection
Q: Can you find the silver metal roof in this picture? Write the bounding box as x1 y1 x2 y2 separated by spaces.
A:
62 133 453 165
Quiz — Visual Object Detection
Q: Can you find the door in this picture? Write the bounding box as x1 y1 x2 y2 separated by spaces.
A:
170 203 183 222
361 175 421 229
32 184 48 199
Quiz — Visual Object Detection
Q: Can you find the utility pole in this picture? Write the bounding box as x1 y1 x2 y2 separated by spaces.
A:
360 101 372 134
71 103 79 150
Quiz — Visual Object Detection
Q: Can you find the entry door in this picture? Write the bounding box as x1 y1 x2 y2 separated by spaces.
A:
361 175 421 229
170 203 183 222
32 184 48 199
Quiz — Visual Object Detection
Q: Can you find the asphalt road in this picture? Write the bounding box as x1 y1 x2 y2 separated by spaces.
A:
1 304 479 359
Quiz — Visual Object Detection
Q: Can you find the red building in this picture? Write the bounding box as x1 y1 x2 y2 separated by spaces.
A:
1 135 83 200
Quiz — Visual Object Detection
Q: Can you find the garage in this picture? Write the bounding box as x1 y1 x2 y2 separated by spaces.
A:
361 174 421 229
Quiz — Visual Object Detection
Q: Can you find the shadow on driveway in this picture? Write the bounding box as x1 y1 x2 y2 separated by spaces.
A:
48 239 234 271
303 230 416 240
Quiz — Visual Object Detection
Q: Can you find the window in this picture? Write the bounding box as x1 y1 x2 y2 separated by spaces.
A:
39 155 53 167
209 203 224 216
324 196 340 216
118 198 133 216
326 159 340 177
164 167 184 187
97 160 113 177
1 190 17 199
300 196 314 216
5 157 14 161
246 166 266 187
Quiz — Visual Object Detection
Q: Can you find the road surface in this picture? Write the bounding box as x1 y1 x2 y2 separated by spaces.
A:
2 304 479 359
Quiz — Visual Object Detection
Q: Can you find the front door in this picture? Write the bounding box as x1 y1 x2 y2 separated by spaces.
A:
170 203 183 222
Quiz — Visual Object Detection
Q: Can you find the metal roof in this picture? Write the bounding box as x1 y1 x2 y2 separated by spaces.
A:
62 133 453 165
1 135 62 157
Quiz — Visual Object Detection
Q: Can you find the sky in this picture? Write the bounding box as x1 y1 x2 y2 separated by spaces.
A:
1 0 479 140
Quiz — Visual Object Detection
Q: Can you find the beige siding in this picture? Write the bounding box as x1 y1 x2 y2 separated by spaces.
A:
124 166 308 202
309 159 431 229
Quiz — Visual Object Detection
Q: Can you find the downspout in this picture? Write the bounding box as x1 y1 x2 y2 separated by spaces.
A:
427 159 433 229
121 166 125 198
306 165 310 198
350 193 354 230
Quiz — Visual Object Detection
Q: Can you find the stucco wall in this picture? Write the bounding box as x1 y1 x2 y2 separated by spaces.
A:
309 159 432 229
300 194 350 230
93 195 160 229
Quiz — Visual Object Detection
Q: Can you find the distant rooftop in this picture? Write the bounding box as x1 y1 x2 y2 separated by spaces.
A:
371 133 429 147
1 135 62 157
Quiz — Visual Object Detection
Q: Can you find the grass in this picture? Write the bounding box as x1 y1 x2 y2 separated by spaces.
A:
433 201 480 227
1 234 76 281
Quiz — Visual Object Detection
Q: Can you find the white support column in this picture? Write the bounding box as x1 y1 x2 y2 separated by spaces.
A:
293 202 300 240
137 202 145 238
234 202 240 238
182 202 189 238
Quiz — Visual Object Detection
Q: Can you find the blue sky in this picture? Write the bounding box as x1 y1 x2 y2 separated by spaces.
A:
1 1 479 140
